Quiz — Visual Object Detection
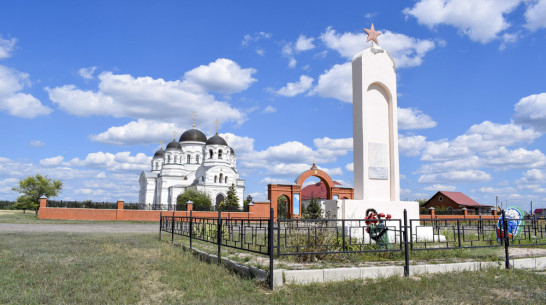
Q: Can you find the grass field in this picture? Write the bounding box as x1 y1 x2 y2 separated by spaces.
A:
1 231 545 304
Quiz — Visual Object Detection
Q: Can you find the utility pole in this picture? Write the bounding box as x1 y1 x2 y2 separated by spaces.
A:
530 201 533 215
496 196 498 211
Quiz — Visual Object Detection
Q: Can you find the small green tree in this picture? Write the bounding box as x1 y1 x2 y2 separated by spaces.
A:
303 197 322 219
176 189 212 211
221 184 239 211
243 194 253 212
277 195 288 219
12 174 62 215
416 198 428 207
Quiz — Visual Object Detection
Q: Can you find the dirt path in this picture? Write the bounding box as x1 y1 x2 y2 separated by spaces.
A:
0 223 158 233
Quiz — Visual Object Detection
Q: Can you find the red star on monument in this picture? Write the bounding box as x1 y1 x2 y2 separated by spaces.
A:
363 23 381 45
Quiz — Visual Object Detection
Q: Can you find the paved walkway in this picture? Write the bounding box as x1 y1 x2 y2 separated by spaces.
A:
0 223 158 233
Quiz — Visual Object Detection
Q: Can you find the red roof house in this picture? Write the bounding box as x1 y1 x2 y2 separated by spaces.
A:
302 181 342 200
424 191 493 215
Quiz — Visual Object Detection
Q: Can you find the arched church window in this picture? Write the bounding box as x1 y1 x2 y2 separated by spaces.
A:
196 155 199 164
187 155 191 164
201 176 204 182
214 175 217 183
174 155 177 163
219 173 223 183
209 149 213 159
167 155 171 163
155 162 159 170
218 150 223 159
225 176 228 184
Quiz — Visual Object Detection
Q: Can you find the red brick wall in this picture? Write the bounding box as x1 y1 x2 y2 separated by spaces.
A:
38 199 271 221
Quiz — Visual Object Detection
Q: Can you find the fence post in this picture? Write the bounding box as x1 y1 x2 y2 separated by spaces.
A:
502 210 510 269
403 209 410 276
171 209 175 243
159 211 162 240
189 210 193 250
342 219 346 251
268 207 274 290
217 210 222 265
457 220 462 248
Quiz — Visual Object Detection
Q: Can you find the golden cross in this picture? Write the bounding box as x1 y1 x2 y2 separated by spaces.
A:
215 119 221 133
192 112 198 128
160 140 163 149
173 130 177 140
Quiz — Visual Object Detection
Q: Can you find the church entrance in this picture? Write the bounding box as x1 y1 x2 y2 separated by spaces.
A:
215 194 225 209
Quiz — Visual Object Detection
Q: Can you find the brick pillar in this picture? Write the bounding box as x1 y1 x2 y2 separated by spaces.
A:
463 208 468 218
39 196 47 208
248 202 254 214
493 210 497 217
117 200 124 210
187 202 193 211
429 207 435 218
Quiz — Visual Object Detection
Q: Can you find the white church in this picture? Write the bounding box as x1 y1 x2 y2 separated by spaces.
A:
139 126 245 209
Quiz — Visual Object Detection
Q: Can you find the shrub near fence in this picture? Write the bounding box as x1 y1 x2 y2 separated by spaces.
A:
47 200 117 209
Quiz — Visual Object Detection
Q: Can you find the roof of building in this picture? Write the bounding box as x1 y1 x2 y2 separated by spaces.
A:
165 139 182 151
302 180 341 200
206 133 228 146
153 148 165 158
535 208 544 214
434 191 493 207
179 128 207 143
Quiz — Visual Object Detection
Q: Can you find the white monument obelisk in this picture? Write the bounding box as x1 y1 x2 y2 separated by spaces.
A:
325 24 418 222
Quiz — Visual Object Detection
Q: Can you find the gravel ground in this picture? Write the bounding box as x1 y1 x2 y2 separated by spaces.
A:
0 223 158 233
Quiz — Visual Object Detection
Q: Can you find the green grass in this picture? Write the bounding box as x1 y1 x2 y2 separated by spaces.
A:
1 231 544 304
0 210 155 224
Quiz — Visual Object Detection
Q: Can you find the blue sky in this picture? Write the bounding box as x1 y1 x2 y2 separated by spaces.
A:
1 0 545 212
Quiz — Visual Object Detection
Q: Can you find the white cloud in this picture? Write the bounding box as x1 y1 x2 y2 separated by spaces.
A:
398 107 437 130
345 162 354 172
0 35 16 59
69 151 150 172
241 32 272 46
219 132 255 155
90 119 183 146
287 57 297 68
275 75 313 97
255 48 265 56
418 170 492 183
312 62 352 103
403 0 522 43
514 92 546 132
294 35 315 52
424 184 456 191
262 105 277 114
314 137 353 151
40 156 65 167
78 66 98 79
320 27 436 68
0 65 52 118
29 140 46 147
481 147 546 169
475 186 515 194
47 65 247 130
260 177 292 185
183 58 257 94
525 0 546 31
398 134 428 157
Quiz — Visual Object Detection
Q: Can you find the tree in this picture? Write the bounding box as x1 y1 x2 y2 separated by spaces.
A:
221 184 239 211
176 189 212 211
277 195 288 219
416 198 428 207
243 194 253 212
303 197 322 219
12 174 62 215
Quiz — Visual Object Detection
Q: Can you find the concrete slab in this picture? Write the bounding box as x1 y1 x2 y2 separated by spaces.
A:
512 258 536 269
360 266 382 278
323 267 361 282
284 269 324 284
535 257 546 270
410 264 427 275
272 269 284 288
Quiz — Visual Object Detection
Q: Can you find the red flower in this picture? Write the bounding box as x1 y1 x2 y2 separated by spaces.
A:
386 214 392 219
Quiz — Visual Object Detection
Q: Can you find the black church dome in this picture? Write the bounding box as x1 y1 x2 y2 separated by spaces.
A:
206 133 228 146
179 128 207 143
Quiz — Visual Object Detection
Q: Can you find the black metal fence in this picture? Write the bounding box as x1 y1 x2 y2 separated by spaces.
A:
47 200 118 209
160 209 546 290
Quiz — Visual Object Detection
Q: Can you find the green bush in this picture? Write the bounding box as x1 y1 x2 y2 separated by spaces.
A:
303 197 322 219
176 189 212 211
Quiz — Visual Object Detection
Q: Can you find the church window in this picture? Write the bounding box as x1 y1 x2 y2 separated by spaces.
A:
209 149 213 159
201 176 204 182
174 155 177 163
225 176 228 184
196 155 199 164
167 155 171 163
187 155 191 164
214 175 217 183
219 173 223 183
218 150 223 159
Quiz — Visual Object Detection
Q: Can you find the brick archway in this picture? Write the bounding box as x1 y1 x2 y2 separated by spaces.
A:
268 163 354 219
